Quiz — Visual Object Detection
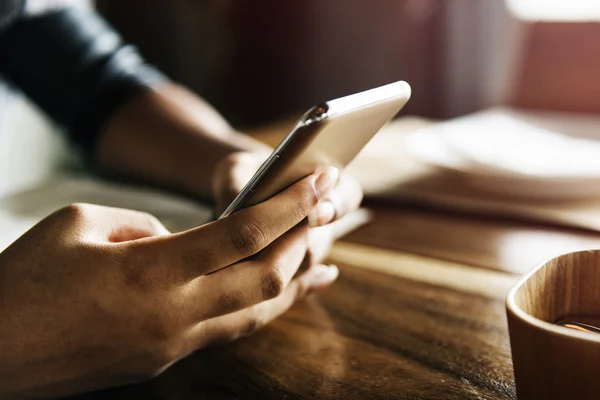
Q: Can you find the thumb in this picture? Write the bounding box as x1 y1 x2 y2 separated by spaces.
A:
136 167 339 281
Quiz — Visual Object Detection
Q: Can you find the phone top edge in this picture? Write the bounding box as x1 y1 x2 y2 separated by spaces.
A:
272 105 328 156
301 103 330 126
281 81 410 147
326 81 411 117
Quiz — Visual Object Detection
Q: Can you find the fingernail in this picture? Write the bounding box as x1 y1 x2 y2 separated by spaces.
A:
308 201 336 227
314 166 339 198
308 264 339 289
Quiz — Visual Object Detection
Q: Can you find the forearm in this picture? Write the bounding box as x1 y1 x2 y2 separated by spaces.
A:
0 6 270 201
96 83 270 200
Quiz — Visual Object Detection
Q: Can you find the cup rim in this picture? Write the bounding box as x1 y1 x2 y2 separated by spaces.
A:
506 249 600 343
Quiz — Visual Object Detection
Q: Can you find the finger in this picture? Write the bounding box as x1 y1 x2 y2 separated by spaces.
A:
213 152 268 213
308 173 363 227
211 166 335 263
141 166 339 279
55 203 170 243
306 225 335 265
185 223 308 321
306 209 373 265
193 264 339 347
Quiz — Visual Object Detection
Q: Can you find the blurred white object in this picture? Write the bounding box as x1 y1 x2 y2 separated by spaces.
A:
0 96 74 197
25 0 93 15
506 0 600 22
405 108 600 199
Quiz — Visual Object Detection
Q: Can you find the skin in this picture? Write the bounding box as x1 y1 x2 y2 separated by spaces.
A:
212 151 364 226
0 83 364 398
97 84 363 224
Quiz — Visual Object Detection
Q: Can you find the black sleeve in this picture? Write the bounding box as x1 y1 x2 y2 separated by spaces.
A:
0 7 169 158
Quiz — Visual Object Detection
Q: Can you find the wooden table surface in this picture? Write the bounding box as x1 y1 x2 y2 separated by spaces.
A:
70 121 600 400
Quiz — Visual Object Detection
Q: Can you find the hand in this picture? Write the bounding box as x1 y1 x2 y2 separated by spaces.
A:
0 170 339 399
212 151 364 227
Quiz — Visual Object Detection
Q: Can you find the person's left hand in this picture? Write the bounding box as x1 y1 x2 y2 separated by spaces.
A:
212 151 364 227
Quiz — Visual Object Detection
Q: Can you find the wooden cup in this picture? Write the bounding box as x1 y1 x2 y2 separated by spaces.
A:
506 250 600 399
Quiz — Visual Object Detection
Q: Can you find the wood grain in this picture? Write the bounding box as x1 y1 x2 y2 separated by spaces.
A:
329 241 518 300
59 116 600 399
67 209 600 399
343 203 600 275
72 256 517 400
507 250 600 399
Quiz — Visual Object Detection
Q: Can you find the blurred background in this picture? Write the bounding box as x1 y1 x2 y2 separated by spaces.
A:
4 0 600 256
4 0 600 230
95 0 600 127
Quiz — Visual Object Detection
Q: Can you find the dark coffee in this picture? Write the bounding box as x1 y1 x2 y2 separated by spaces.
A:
555 316 600 334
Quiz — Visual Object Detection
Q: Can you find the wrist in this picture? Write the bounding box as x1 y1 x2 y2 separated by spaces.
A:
180 132 272 200
96 83 270 200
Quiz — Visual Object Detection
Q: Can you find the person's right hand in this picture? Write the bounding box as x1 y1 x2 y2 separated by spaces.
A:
0 168 339 399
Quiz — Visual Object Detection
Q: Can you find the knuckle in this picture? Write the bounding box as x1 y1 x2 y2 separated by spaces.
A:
230 221 267 255
242 311 268 337
291 181 320 215
261 268 285 300
218 290 245 314
241 317 260 337
208 311 267 345
238 309 264 338
56 203 89 222
239 313 266 337
290 199 311 223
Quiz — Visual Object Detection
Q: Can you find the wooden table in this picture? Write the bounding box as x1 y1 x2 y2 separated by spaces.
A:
71 121 600 400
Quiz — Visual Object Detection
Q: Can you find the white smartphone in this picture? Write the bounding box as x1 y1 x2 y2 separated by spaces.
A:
219 81 412 219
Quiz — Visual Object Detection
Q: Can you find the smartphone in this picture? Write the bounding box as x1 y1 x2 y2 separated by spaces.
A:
219 81 411 219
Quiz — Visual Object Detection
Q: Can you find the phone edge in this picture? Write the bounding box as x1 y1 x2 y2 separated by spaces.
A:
218 106 327 219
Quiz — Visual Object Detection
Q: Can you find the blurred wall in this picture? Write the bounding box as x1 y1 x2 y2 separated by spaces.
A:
511 22 600 114
97 1 600 125
97 0 446 127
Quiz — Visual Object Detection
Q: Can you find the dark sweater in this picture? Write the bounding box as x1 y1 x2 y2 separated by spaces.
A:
0 1 167 158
